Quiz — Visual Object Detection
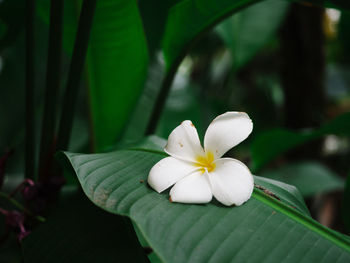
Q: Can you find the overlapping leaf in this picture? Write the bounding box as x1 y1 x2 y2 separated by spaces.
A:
37 0 149 152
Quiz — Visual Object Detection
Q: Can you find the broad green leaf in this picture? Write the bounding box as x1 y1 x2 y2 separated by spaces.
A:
138 0 172 56
162 0 349 71
117 135 167 153
22 189 148 262
260 162 344 197
251 111 350 171
215 0 289 70
37 0 149 152
162 0 259 70
86 0 149 151
59 148 350 262
254 176 310 215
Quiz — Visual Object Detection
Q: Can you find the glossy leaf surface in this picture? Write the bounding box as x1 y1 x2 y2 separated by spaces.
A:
60 146 350 262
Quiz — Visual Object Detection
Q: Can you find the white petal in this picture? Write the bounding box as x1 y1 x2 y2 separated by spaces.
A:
170 171 212 204
208 158 254 206
164 120 205 162
148 157 197 193
204 112 253 159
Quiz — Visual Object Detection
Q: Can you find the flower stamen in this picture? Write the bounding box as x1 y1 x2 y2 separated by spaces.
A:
195 151 216 173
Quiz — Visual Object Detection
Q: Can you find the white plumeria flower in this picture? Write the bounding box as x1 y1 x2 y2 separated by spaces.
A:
148 112 254 206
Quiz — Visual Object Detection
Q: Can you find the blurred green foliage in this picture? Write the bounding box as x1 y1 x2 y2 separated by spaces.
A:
0 0 350 261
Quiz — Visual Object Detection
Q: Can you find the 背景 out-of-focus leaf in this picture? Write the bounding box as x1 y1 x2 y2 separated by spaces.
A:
86 0 149 151
121 57 165 142
162 0 349 72
260 162 344 197
59 142 350 263
22 189 148 263
251 111 350 171
37 0 149 152
0 0 25 50
216 0 289 70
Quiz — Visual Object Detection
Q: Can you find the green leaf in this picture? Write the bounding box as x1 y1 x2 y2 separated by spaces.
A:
117 135 167 153
138 0 171 56
215 0 289 70
162 0 349 71
162 0 258 70
86 0 149 151
251 111 350 171
254 176 310 215
123 0 350 140
37 0 149 152
260 162 344 198
59 147 350 262
36 0 78 55
121 58 165 142
22 189 148 262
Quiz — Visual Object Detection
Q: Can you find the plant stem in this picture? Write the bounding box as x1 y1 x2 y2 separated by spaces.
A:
0 192 45 222
38 0 64 181
56 0 97 151
25 0 35 180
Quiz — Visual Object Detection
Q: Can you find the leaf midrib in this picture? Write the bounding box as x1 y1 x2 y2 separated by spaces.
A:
125 148 350 252
253 189 350 252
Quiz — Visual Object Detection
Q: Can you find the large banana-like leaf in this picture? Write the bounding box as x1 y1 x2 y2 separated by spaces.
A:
86 0 148 151
37 0 149 152
60 147 350 262
162 0 349 71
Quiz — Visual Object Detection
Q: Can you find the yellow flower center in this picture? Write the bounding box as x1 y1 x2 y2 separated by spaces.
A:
195 151 216 173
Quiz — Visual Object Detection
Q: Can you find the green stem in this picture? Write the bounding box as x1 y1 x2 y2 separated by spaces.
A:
0 192 45 222
38 0 64 181
25 0 35 180
144 0 261 135
56 0 97 151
